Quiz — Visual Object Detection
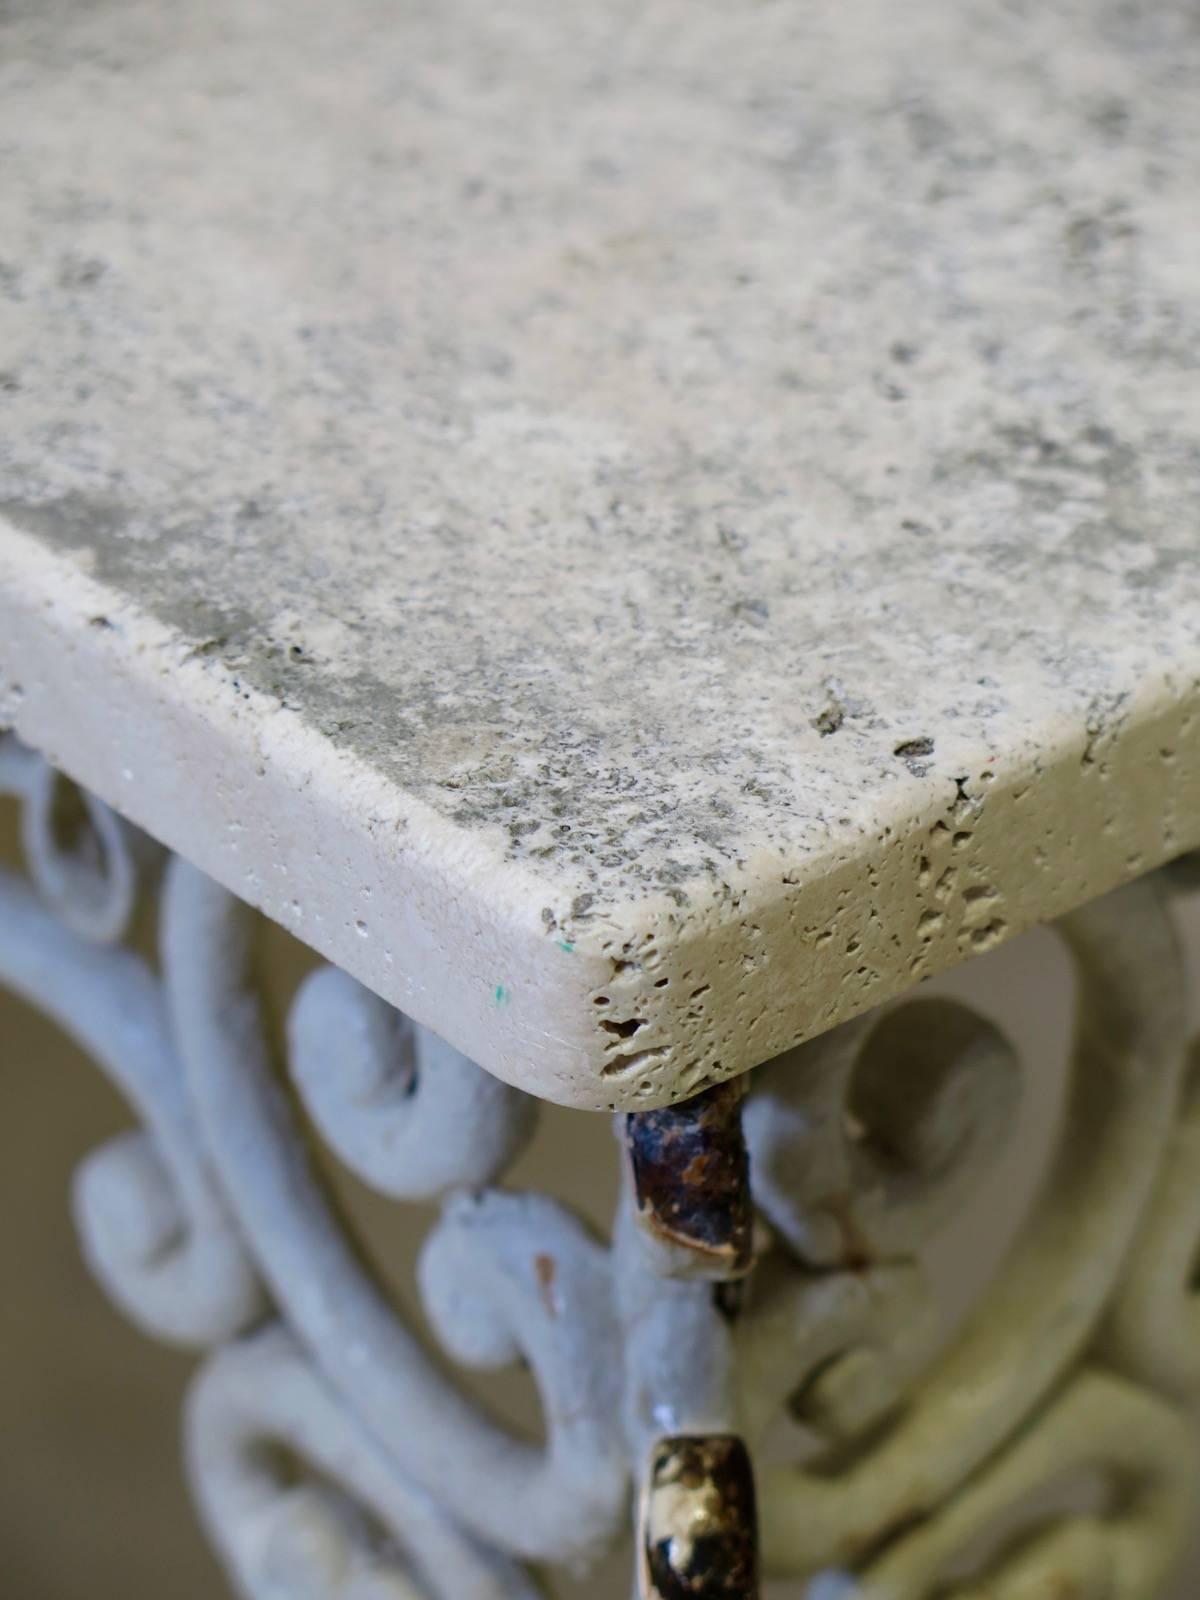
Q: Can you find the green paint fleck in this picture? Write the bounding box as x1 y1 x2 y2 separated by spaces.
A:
556 940 575 953
494 984 510 1006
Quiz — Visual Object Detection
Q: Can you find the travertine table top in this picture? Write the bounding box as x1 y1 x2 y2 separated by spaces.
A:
1 0 1198 1106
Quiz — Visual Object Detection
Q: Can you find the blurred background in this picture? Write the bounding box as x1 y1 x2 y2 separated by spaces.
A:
3 793 1199 1598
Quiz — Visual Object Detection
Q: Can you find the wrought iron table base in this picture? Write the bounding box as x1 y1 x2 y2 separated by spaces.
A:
3 737 1199 1599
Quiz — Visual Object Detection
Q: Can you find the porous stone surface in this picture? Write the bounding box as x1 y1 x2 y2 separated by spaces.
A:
1 0 1198 1107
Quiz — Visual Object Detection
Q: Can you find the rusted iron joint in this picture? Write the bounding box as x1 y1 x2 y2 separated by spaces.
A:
638 1435 760 1600
623 1080 755 1281
627 1081 761 1598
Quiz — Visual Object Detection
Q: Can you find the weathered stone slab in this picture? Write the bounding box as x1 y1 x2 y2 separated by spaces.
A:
2 0 1198 1104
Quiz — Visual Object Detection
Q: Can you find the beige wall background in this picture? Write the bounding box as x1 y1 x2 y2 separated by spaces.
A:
3 796 1199 1598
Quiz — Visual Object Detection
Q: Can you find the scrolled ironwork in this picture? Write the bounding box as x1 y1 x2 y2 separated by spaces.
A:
3 742 1199 1599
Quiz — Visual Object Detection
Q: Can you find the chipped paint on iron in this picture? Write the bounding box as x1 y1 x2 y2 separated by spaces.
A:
639 1434 759 1600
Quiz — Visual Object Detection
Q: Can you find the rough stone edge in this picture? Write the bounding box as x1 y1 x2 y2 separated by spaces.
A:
3 521 1200 1110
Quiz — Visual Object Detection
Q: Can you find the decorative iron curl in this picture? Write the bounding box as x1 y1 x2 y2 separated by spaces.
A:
0 867 263 1344
755 876 1190 1583
4 755 1200 1600
187 1324 540 1600
161 858 628 1569
288 964 536 1198
1 735 160 945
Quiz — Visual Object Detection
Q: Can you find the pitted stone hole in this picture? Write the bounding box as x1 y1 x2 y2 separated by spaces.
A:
600 1046 667 1079
600 1017 647 1041
593 995 611 1006
654 976 670 987
690 984 711 998
894 736 934 760
970 918 1007 950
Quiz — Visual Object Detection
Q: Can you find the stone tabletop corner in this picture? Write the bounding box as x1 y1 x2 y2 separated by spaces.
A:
1 0 1199 1107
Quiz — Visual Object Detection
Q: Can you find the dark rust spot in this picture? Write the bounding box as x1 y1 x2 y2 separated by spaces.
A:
625 1081 753 1277
639 1434 759 1600
534 1252 559 1318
